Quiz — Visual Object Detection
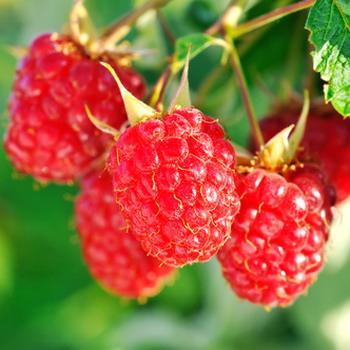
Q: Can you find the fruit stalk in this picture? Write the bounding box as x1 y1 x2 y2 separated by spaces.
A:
228 40 264 148
98 0 173 47
231 0 316 38
148 65 172 110
156 10 176 46
205 0 242 35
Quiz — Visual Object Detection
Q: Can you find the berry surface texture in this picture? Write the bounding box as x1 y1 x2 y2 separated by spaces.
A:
5 33 145 183
218 165 335 307
76 170 175 299
108 107 241 267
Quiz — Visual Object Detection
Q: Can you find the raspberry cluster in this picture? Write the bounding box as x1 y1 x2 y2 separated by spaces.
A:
108 107 241 267
3 21 338 306
5 33 145 183
76 170 175 299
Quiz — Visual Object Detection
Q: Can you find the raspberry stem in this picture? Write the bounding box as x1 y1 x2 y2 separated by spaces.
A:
228 39 264 148
230 0 316 38
205 0 242 36
148 65 173 111
156 10 176 48
98 0 173 48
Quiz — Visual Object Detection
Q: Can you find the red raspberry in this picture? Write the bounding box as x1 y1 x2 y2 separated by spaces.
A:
108 107 240 267
254 106 350 203
218 164 334 307
75 170 175 299
5 33 145 183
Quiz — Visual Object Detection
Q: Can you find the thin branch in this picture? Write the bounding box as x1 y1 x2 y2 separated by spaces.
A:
156 11 176 46
238 0 294 55
99 0 172 47
231 0 316 38
148 65 172 110
205 0 243 35
228 40 264 147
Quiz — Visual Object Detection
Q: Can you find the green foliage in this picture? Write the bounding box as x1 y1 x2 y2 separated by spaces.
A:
306 0 350 117
173 33 227 73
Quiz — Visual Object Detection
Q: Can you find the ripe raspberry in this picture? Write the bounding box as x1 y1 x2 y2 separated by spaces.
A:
108 107 240 267
218 164 334 307
5 33 145 183
75 170 175 299
254 105 350 203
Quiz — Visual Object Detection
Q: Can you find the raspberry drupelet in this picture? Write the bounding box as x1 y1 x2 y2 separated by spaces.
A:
108 107 241 267
218 164 335 307
75 170 175 299
5 33 145 183
254 105 350 203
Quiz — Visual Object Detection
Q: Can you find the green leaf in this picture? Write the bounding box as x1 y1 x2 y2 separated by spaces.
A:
306 0 350 117
172 33 228 73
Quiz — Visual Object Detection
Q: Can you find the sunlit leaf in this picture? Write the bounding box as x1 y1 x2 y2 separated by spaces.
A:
172 33 228 73
306 0 350 117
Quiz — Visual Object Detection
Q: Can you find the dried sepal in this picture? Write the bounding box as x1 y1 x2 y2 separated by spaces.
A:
69 0 97 49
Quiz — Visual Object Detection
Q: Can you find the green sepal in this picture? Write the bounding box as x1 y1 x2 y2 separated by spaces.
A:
169 49 192 111
101 62 157 125
85 105 120 138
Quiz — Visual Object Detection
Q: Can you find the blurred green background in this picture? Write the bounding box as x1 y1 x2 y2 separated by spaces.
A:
1 0 350 349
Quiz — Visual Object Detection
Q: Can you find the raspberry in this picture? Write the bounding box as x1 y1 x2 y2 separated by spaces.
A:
254 105 350 203
5 33 145 183
108 107 240 267
218 164 334 307
75 170 175 299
